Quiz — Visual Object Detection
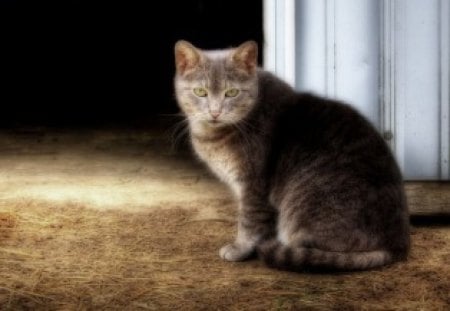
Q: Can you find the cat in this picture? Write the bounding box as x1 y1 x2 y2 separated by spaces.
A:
173 40 410 271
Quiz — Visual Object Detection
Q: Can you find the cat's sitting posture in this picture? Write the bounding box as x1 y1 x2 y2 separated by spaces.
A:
174 40 410 271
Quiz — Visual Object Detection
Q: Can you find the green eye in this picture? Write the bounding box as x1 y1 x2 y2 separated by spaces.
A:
225 88 240 97
193 87 208 97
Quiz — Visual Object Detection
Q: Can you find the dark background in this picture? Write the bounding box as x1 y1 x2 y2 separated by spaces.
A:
0 0 263 127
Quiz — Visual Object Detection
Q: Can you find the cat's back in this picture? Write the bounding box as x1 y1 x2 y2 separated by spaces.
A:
257 71 381 150
275 93 380 149
268 91 402 186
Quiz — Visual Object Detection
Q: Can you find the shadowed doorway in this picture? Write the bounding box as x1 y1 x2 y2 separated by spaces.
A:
1 0 263 127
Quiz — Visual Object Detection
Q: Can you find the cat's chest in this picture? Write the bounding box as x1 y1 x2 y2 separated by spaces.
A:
192 137 243 197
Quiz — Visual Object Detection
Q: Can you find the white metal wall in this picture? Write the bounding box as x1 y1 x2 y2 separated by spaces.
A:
264 0 450 180
391 0 450 180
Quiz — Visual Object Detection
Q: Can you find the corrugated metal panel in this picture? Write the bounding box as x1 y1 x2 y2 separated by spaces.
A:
380 0 397 151
439 0 450 179
263 0 296 87
264 0 450 180
294 0 380 127
392 0 449 180
295 0 327 94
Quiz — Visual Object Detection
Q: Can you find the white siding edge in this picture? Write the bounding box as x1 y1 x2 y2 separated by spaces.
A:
440 0 450 179
263 0 296 87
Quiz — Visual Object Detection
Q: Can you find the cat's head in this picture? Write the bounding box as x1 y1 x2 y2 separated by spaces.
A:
174 40 258 132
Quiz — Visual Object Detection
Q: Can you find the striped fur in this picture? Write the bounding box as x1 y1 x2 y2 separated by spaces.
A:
174 41 410 271
257 239 393 271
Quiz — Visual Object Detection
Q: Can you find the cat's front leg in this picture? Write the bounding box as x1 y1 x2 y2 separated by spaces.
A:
219 220 257 261
220 199 275 262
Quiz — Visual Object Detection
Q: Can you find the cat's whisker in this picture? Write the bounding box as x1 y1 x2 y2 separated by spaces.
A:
232 117 264 139
167 117 192 152
232 122 254 151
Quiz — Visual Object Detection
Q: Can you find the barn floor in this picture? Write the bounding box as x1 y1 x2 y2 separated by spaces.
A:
0 127 449 310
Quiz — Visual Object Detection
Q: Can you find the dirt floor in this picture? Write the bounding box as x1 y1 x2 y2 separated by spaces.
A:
0 127 449 310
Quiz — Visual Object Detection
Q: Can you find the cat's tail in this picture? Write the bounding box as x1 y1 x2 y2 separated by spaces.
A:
256 239 393 271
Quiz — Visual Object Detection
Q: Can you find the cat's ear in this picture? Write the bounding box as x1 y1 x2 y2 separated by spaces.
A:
231 41 258 74
175 40 202 75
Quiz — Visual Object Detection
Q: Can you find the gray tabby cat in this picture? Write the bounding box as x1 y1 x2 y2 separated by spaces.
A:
174 40 410 271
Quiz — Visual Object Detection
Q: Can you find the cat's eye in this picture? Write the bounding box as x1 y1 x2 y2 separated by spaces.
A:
193 87 208 97
225 88 240 97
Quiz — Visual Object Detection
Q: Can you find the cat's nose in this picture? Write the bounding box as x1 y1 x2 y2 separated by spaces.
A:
210 110 222 119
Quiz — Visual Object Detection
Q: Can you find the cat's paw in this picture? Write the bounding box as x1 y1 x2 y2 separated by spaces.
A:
219 243 254 261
